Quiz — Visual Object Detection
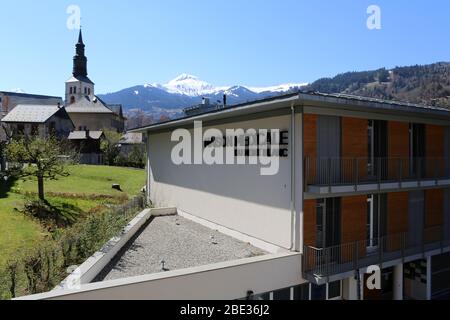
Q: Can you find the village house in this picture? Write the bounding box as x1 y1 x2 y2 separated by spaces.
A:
1 104 74 139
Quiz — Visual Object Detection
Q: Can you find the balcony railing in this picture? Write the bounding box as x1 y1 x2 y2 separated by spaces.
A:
304 157 450 192
303 224 450 282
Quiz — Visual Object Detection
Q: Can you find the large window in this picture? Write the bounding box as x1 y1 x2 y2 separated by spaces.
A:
409 123 425 177
368 120 388 178
244 282 342 301
367 195 379 249
31 124 39 136
366 194 387 250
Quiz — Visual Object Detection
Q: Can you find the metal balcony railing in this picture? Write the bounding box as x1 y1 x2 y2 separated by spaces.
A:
304 157 450 191
303 224 450 281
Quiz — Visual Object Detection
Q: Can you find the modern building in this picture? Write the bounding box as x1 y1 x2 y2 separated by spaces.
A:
20 91 450 301
1 104 74 139
132 91 450 300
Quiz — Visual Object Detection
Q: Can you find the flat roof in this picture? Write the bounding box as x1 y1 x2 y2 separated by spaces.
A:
95 215 267 282
129 91 450 133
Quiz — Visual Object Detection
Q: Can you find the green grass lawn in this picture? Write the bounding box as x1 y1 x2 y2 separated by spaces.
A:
16 165 146 197
0 165 146 266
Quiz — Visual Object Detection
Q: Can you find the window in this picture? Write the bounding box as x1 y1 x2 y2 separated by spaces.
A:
88 88 91 95
70 96 75 104
31 124 39 136
311 281 342 300
311 284 327 300
74 87 77 94
328 281 342 299
49 122 56 136
367 195 380 249
368 120 388 178
272 288 291 300
368 120 375 176
84 87 87 95
241 282 342 301
409 123 425 177
293 284 310 301
17 124 25 135
70 87 73 94
316 198 341 249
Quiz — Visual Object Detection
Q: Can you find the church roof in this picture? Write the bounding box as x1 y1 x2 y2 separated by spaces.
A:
1 104 64 123
65 96 114 114
66 75 95 85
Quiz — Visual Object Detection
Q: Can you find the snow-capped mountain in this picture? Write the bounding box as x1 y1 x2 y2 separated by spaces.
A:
98 74 308 117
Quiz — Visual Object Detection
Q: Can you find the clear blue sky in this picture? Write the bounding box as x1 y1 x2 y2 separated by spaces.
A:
0 0 449 97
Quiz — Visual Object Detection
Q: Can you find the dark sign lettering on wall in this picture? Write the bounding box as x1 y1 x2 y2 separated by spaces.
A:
204 130 289 158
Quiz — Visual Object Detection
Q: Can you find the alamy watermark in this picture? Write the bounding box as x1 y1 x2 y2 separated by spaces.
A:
367 5 382 30
66 5 81 30
365 265 382 290
171 121 288 176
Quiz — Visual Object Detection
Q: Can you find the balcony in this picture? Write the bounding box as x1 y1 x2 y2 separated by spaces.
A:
304 157 450 197
303 224 450 285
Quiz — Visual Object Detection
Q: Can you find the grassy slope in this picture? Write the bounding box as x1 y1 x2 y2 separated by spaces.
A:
17 165 146 197
0 165 146 265
0 193 45 266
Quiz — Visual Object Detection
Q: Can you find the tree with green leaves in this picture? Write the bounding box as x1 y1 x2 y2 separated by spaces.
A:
100 129 122 166
5 137 78 200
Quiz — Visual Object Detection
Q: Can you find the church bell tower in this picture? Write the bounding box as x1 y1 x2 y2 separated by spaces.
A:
65 29 95 105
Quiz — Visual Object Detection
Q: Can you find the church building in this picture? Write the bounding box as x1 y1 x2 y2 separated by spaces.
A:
65 30 125 133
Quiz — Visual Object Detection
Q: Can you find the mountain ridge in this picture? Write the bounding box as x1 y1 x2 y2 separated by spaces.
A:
100 62 450 126
98 74 308 117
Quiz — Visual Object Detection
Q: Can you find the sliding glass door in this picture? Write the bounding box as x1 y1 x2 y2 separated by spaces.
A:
316 198 341 249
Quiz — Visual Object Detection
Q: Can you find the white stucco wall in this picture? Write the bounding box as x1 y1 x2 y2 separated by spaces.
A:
147 115 294 249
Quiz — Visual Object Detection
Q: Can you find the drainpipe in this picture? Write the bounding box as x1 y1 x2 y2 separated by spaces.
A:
290 103 296 251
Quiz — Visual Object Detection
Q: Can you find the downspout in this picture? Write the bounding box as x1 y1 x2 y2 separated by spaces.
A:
290 103 296 251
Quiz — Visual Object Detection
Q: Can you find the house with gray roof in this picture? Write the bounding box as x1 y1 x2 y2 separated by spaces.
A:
1 104 74 139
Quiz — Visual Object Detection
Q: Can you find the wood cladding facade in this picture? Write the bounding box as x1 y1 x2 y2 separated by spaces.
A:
426 125 445 177
386 192 409 250
341 196 367 244
388 121 410 177
426 125 445 158
341 118 368 159
304 199 317 247
341 118 368 181
387 192 409 235
304 114 317 183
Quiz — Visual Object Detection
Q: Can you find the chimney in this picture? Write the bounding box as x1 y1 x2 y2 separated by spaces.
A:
223 94 227 108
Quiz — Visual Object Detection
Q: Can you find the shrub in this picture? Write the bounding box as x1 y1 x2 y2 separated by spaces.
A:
0 194 146 299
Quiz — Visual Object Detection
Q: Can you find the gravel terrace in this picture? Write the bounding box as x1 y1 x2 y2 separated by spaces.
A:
96 215 267 282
